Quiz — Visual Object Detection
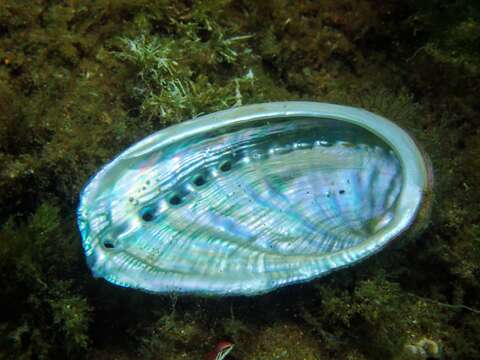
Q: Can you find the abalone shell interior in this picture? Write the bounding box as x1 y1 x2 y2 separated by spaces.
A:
78 103 427 295
124 118 402 255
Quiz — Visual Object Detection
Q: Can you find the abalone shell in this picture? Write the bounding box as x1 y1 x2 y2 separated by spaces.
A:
77 102 432 295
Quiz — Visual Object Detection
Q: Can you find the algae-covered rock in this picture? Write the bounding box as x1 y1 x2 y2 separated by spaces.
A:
244 323 325 360
0 0 479 359
403 338 443 360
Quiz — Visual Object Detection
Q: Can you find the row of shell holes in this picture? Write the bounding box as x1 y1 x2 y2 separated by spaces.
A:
140 159 233 222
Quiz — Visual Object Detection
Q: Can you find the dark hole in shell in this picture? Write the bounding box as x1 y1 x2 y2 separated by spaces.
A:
193 175 206 187
142 211 154 221
169 194 182 206
103 241 115 249
220 160 232 172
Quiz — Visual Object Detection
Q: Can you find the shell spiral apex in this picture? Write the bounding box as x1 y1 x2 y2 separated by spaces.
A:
77 102 433 296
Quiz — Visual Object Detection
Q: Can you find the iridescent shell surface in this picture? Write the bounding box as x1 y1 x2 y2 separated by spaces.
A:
77 102 432 296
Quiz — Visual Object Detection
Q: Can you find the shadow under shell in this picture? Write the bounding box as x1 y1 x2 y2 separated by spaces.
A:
77 102 432 296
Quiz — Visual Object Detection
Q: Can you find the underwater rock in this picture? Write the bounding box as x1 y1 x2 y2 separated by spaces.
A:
77 102 433 295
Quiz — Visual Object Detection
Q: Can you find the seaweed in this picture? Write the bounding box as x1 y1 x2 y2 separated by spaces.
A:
113 9 271 127
135 310 206 360
0 203 91 359
300 273 446 359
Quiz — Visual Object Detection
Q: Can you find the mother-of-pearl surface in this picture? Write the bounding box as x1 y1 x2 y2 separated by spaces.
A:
77 102 432 295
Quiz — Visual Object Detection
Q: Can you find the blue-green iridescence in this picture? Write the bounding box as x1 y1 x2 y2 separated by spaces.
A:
77 102 432 295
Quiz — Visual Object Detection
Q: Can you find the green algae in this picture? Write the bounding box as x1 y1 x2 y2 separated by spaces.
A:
0 1 479 359
0 204 91 359
301 273 446 359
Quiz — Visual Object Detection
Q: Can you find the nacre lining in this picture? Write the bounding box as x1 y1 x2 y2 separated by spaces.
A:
78 102 431 295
